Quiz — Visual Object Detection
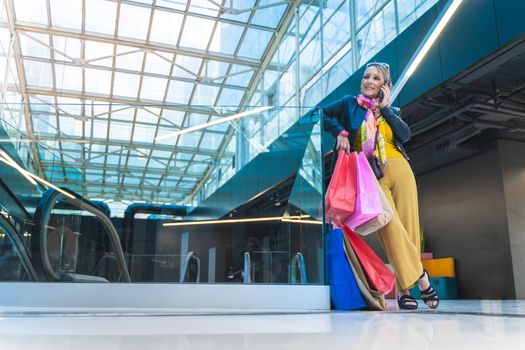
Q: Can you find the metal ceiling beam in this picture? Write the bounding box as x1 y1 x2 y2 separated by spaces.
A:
30 135 226 157
22 86 223 116
12 22 273 69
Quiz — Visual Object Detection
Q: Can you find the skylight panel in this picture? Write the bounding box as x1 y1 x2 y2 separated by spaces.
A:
217 87 244 106
132 124 156 143
19 33 51 59
52 36 81 62
199 132 224 151
92 120 109 139
135 108 160 125
209 22 244 55
237 28 273 59
187 113 209 127
118 3 151 40
180 16 215 51
144 52 173 76
251 0 288 28
140 76 169 101
84 68 112 96
109 122 133 141
178 131 202 147
56 97 82 117
166 80 194 104
85 0 117 35
23 59 53 88
189 0 221 17
14 0 48 25
50 0 82 30
112 72 140 98
160 109 185 126
149 9 184 45
84 41 115 68
192 84 220 106
54 64 82 92
225 65 254 87
58 115 83 137
115 46 145 72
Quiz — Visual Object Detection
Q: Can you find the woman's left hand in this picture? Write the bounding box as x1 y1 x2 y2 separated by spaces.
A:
379 85 391 108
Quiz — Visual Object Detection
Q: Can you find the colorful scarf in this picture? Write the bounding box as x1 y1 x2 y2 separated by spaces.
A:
356 94 387 166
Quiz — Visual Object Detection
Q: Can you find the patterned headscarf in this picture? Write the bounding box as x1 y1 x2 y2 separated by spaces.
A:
356 94 387 166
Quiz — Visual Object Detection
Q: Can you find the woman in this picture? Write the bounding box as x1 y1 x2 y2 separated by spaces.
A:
323 62 439 310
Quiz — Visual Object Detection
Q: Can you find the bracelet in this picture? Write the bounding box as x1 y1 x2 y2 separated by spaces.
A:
338 130 349 137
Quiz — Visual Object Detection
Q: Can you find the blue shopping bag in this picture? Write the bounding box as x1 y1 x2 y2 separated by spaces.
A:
327 228 366 310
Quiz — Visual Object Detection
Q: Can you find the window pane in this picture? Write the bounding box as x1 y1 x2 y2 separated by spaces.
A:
55 64 82 91
237 28 273 59
118 3 151 40
85 68 112 96
210 22 244 55
24 59 53 88
180 16 216 51
144 52 173 76
251 0 288 28
50 0 82 30
86 0 117 35
140 76 169 101
113 72 140 98
14 0 48 25
150 9 184 45
166 80 194 104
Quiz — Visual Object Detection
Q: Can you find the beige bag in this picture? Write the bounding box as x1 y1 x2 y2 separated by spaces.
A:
342 232 386 311
354 178 394 236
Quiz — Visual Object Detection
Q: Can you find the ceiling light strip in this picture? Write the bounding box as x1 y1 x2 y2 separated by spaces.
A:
163 215 321 227
390 0 464 102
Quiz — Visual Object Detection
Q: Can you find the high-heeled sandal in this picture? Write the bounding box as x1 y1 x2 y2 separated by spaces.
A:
397 294 418 310
419 269 439 309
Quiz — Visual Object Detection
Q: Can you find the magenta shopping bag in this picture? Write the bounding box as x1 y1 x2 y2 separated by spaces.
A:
325 151 358 227
343 152 382 230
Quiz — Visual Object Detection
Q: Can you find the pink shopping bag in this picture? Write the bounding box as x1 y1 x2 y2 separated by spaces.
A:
325 151 358 227
343 152 382 230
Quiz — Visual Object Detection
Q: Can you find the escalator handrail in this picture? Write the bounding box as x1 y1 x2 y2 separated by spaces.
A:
33 188 131 282
0 214 38 281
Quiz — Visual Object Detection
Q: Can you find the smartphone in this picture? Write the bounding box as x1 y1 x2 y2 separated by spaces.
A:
378 88 384 103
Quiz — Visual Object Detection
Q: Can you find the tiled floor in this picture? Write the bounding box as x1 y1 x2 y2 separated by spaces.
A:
1 300 525 350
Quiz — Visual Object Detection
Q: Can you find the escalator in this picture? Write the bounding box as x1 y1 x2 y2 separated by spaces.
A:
31 188 130 282
0 213 38 281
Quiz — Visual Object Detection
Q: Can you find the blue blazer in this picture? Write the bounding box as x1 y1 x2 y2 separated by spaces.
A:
323 95 411 159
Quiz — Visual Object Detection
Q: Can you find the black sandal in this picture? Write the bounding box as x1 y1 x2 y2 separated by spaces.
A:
397 294 418 310
419 269 439 309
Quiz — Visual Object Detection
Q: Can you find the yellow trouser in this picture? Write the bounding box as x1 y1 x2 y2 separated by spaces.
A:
377 157 423 290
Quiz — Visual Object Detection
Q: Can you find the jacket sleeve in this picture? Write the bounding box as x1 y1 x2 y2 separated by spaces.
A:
322 98 346 138
380 106 411 143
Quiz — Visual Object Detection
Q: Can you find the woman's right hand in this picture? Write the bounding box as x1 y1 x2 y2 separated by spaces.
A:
336 135 351 154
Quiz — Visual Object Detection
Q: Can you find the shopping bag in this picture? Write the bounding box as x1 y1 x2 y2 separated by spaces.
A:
354 177 394 236
327 228 366 310
344 152 383 230
325 151 358 227
343 225 396 294
342 231 386 310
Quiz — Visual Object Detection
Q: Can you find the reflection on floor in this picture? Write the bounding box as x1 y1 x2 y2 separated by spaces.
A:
1 300 525 350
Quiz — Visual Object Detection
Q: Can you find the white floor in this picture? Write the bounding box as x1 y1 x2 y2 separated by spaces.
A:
1 300 525 350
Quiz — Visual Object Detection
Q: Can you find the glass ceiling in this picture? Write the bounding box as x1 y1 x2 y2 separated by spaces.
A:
3 0 293 206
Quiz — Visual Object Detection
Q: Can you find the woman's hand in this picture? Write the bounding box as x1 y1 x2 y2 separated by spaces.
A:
379 84 391 109
336 135 351 154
